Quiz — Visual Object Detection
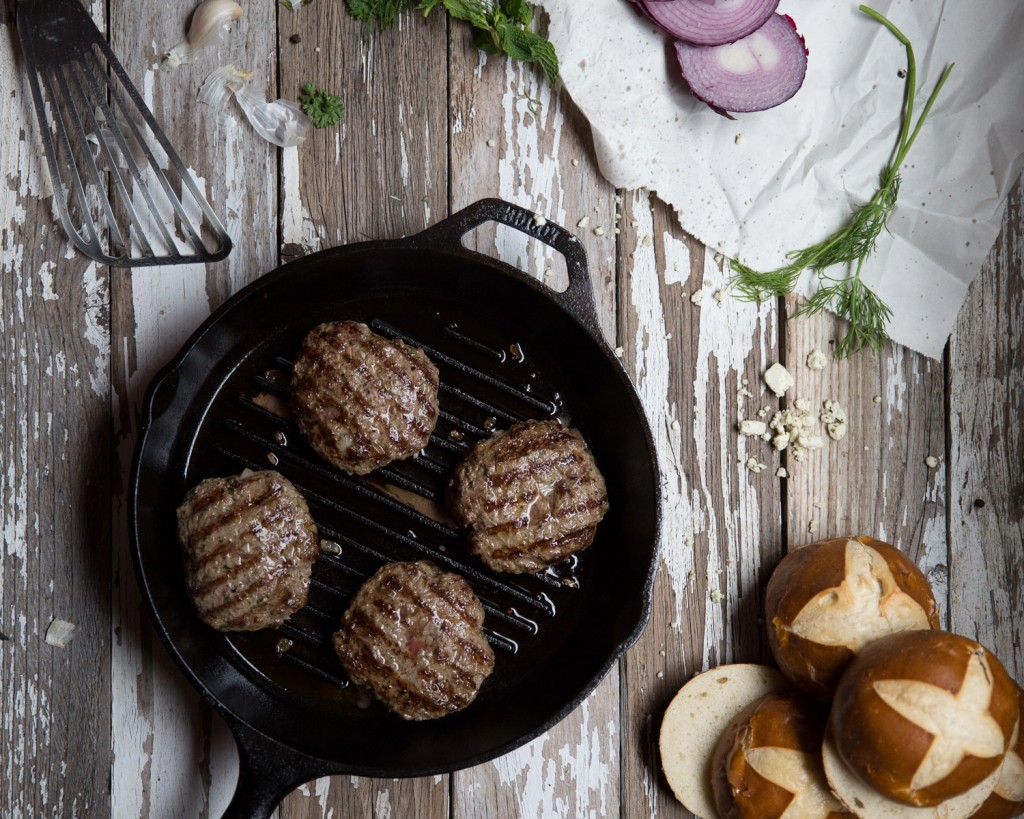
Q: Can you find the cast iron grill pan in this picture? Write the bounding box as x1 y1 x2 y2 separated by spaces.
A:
130 199 661 818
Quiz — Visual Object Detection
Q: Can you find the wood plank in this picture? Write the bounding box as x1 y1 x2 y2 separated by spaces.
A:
948 174 1023 682
278 4 450 252
446 18 622 819
1 3 112 814
275 4 451 817
107 2 279 815
618 193 782 818
782 303 949 619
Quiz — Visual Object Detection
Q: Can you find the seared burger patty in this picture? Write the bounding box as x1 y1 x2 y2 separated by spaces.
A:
290 321 440 475
447 419 609 574
176 470 318 631
333 561 495 720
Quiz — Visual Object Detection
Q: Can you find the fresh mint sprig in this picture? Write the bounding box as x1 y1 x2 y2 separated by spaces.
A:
346 0 558 86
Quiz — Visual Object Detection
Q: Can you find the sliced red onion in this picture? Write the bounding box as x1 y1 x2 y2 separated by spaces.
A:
638 0 780 46
675 13 808 115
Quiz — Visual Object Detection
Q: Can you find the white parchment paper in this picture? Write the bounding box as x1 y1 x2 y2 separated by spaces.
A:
541 0 1024 358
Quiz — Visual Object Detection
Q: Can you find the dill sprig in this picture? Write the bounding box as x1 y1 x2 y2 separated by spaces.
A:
730 5 954 357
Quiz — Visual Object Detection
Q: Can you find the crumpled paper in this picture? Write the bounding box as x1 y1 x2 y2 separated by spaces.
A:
540 0 1024 358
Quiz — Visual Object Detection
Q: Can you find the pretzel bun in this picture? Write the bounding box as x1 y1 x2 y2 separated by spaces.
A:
822 731 1001 818
660 664 789 818
830 630 1018 807
972 684 1024 819
765 537 939 699
711 690 852 818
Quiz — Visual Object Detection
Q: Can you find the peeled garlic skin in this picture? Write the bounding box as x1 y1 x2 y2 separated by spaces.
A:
165 0 243 68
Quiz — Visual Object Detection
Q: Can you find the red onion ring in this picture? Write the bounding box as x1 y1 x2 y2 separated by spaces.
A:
638 0 780 46
675 13 808 114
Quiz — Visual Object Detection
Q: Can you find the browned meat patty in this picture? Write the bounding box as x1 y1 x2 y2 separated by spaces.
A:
176 470 319 631
290 321 440 475
447 419 610 574
333 560 495 720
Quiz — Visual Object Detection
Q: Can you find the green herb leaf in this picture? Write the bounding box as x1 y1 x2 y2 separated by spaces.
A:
728 5 954 358
472 28 501 55
501 0 532 27
300 83 346 128
347 0 414 30
350 0 558 85
494 21 558 86
439 0 490 28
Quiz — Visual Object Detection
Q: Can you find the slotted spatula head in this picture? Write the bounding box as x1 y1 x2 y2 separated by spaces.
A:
17 0 232 267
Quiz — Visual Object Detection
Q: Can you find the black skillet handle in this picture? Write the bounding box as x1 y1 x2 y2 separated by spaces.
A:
417 198 603 336
220 718 334 819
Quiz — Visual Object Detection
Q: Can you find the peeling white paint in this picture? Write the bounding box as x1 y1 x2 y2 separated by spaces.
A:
628 196 695 635
315 776 333 819
662 235 691 287
281 146 324 252
693 248 773 668
374 789 392 819
496 58 565 285
111 225 209 819
38 261 58 300
82 263 108 396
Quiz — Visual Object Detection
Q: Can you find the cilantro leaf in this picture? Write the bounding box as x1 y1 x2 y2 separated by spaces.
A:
300 83 346 128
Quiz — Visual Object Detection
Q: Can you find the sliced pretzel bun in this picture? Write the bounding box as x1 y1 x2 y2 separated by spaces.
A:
660 664 788 818
711 690 852 818
765 537 940 700
972 684 1024 818
830 630 1018 807
822 731 1000 818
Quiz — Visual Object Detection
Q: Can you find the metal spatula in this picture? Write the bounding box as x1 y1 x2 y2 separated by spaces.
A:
17 0 232 266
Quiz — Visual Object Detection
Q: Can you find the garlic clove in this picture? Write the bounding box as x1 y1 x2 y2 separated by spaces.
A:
165 0 244 69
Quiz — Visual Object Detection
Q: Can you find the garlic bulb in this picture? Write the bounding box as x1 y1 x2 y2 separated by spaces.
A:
165 0 243 69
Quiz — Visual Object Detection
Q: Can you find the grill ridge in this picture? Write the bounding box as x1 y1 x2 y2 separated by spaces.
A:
210 319 582 694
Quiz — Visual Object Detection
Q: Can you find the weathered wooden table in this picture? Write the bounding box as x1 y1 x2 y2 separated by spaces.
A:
2 3 1022 816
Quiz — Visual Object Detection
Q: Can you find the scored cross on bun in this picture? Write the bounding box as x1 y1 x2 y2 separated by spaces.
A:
765 536 940 699
830 630 1019 808
972 683 1024 818
711 690 852 818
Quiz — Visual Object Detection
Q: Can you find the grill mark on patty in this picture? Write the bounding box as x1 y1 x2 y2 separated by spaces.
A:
209 583 297 630
491 426 576 460
484 526 596 562
448 420 609 573
292 322 439 473
177 471 317 631
359 579 490 670
343 637 456 714
480 463 596 515
478 479 605 533
340 610 465 708
190 550 286 599
483 451 583 493
187 485 284 546
181 480 284 540
333 561 494 719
